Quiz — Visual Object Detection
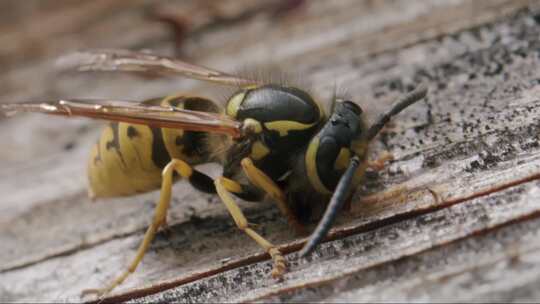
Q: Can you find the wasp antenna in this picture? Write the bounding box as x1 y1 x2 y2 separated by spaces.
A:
300 155 361 257
366 84 428 140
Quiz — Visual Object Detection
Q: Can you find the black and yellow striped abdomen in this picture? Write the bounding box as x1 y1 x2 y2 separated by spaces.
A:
87 95 219 198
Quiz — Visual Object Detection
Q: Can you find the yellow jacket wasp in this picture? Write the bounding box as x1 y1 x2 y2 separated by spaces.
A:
0 49 427 297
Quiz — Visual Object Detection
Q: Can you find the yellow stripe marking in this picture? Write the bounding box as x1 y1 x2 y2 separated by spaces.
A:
250 141 270 160
226 91 246 118
243 118 263 134
265 120 318 137
161 94 186 106
306 137 332 194
334 148 351 171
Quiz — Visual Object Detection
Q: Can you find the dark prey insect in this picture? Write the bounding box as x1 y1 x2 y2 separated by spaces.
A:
0 49 427 298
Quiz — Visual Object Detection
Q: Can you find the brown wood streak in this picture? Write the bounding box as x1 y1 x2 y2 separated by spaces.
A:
245 211 540 303
0 228 136 273
1 1 537 302
92 171 540 303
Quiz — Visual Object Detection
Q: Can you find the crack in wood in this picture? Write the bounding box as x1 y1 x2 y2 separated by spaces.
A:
2 1 540 302
92 170 540 303
254 207 540 302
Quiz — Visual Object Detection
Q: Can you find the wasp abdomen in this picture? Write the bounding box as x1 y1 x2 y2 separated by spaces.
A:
87 95 219 199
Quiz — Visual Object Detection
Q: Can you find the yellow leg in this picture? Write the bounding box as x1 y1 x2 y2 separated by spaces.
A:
240 158 306 235
215 177 287 278
82 159 194 298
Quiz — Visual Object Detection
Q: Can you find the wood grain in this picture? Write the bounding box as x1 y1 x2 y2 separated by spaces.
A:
0 0 538 302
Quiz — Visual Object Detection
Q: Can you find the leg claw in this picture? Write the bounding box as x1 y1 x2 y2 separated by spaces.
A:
269 248 287 278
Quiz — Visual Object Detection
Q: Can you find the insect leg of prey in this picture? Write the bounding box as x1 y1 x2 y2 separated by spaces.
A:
240 158 306 235
83 158 195 298
367 151 394 171
215 177 287 278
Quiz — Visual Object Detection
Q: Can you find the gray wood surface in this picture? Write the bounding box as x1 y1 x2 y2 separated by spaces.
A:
1 0 539 302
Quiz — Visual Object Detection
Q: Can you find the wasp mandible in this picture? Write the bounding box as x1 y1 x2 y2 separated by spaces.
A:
1 49 427 297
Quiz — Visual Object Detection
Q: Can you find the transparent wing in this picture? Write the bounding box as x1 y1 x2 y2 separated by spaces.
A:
1 99 243 138
58 49 258 87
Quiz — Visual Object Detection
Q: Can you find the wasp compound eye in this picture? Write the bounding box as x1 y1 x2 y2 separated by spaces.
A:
342 100 362 115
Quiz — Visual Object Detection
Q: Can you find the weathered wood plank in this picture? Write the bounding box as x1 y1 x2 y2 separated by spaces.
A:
0 0 538 302
131 178 540 303
119 5 540 303
259 201 540 303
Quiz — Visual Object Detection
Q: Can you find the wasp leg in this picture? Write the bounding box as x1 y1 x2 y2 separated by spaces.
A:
368 151 394 171
215 177 287 278
240 158 306 235
82 158 199 298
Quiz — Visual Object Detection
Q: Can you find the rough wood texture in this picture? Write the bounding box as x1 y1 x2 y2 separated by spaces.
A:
1 0 540 302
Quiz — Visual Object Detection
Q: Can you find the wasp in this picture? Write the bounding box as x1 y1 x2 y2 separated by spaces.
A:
0 49 427 297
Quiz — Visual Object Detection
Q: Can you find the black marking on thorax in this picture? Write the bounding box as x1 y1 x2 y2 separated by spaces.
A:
237 85 320 124
175 131 207 158
223 139 252 178
254 152 292 181
151 127 172 169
